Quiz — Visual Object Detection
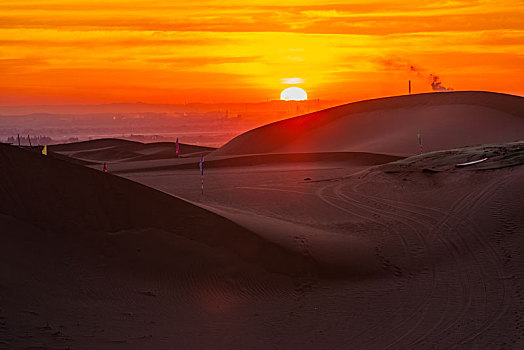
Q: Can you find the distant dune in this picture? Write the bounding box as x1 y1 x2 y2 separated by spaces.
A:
50 138 215 162
214 91 524 157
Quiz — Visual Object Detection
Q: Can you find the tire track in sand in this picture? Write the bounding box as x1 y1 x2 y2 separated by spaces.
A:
346 172 512 348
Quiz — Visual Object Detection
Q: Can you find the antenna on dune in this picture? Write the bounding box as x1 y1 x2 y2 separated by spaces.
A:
409 80 411 95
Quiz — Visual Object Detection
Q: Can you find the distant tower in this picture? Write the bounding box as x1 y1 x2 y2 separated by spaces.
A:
409 80 412 95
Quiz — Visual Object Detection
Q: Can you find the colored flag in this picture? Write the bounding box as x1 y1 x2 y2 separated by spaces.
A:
417 130 422 145
103 162 107 173
42 145 47 155
176 137 179 155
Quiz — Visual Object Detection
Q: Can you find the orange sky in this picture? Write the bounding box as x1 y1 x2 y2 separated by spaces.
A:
1 0 523 105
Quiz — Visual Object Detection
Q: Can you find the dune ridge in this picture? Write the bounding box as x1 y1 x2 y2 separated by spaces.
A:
50 138 215 162
214 91 524 157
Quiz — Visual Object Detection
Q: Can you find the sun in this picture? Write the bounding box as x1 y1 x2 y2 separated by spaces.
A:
280 87 307 101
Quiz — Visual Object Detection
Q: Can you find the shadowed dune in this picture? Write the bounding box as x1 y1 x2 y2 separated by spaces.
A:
0 144 316 276
214 91 524 157
2 141 524 348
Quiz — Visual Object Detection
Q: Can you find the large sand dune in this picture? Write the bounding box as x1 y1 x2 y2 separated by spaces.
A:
0 144 317 276
214 91 524 157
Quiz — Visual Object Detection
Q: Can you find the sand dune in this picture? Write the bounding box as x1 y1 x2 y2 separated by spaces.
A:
124 140 523 348
214 91 524 157
2 92 524 348
2 140 524 348
0 144 315 276
50 138 215 162
113 151 403 174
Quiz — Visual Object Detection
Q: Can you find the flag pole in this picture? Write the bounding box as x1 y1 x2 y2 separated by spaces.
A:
417 130 423 154
199 154 204 196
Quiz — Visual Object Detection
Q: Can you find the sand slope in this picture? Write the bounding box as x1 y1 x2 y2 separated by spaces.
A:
214 91 524 157
1 141 524 348
0 144 314 276
121 140 524 349
113 151 403 174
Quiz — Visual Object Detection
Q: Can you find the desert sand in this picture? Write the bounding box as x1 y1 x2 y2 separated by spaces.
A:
1 91 523 349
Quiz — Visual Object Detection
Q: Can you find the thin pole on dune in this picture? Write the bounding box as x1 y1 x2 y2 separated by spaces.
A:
176 137 179 157
199 154 204 195
28 135 32 147
417 130 423 154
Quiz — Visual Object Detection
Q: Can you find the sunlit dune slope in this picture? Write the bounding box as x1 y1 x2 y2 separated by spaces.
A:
50 138 215 162
214 91 524 157
0 144 313 275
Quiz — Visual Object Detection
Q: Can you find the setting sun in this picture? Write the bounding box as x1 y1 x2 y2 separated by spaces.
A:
281 87 308 101
0 1 523 105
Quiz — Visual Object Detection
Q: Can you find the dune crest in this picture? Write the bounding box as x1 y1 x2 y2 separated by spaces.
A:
214 91 524 157
50 138 215 162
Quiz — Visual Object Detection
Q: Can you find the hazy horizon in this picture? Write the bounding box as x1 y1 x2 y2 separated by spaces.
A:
0 98 342 147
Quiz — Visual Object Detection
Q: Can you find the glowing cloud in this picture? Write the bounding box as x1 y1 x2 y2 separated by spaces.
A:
0 0 523 104
281 78 305 84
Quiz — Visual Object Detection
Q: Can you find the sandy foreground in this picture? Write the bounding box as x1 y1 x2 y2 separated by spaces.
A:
1 92 524 349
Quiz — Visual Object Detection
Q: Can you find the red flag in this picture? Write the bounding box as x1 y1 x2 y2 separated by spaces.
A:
176 137 179 155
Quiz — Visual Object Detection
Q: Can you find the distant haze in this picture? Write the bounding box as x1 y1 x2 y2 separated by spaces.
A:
0 100 339 147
